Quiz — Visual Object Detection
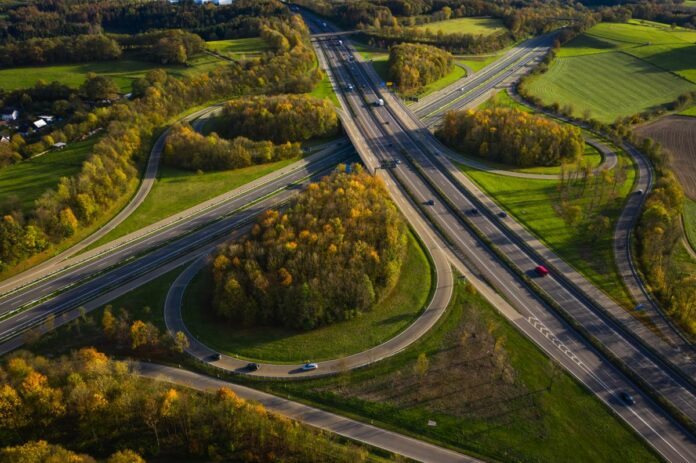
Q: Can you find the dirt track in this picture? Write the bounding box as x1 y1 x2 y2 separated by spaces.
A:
635 115 696 199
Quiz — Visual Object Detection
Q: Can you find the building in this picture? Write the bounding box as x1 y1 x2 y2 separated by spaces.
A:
1 110 18 122
53 142 67 149
33 119 47 129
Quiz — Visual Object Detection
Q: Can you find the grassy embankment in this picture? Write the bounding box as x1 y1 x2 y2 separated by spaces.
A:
266 278 660 463
0 37 267 92
182 232 432 363
416 16 505 36
525 20 696 122
684 198 696 252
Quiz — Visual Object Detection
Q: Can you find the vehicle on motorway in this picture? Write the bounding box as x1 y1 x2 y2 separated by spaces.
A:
535 265 549 277
375 98 384 107
425 199 435 206
338 39 343 46
498 211 508 218
302 363 318 371
247 363 259 371
620 391 636 406
468 208 478 215
211 353 222 361
395 159 402 165
636 189 644 195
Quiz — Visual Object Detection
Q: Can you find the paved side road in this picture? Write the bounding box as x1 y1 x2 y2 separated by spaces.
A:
134 362 481 463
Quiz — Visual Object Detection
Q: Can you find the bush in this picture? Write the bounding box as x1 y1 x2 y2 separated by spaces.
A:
437 107 584 166
212 165 408 330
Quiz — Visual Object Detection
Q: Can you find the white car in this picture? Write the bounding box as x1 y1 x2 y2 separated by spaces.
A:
301 363 318 371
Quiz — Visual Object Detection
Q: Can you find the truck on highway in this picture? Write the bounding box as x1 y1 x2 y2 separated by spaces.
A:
374 98 384 107
338 39 343 46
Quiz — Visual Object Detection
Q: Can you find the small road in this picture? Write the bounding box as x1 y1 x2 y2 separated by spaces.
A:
135 362 480 463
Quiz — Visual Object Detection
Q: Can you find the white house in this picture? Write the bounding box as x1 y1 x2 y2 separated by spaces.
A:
33 119 47 129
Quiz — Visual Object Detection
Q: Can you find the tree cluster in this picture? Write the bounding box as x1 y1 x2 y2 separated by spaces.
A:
215 94 339 144
116 30 206 65
163 123 301 171
0 16 321 271
388 43 453 94
437 107 584 166
0 349 372 462
0 34 121 67
212 165 408 330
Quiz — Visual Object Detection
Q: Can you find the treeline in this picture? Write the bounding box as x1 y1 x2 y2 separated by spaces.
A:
0 29 205 67
0 16 322 271
214 94 339 144
212 166 407 330
0 0 289 41
634 140 695 336
388 42 453 94
163 123 301 171
0 349 374 462
437 107 584 166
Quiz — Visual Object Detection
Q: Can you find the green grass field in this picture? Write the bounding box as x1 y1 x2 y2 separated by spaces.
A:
0 53 229 92
271 278 659 463
182 232 432 363
415 16 505 36
460 161 636 308
0 137 98 213
206 37 271 60
309 73 340 107
527 20 696 122
90 157 301 248
684 198 696 253
681 105 696 116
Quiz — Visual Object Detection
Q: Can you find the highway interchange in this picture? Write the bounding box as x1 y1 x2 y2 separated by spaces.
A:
0 10 694 463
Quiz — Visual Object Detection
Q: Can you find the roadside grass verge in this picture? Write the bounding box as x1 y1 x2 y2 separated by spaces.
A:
0 136 98 213
0 53 230 93
459 162 636 308
309 73 340 107
413 16 505 36
206 37 271 60
684 198 696 253
265 278 660 463
89 157 301 247
181 231 432 363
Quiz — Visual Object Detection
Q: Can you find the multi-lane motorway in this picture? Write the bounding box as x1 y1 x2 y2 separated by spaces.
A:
306 15 696 461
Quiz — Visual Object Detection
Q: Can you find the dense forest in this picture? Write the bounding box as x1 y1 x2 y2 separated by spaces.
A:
0 0 290 41
437 107 584 166
163 123 301 171
0 349 375 462
212 165 408 330
388 43 453 93
213 94 339 144
0 16 322 272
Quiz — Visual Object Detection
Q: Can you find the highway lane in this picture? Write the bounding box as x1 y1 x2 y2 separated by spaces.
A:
309 28 696 461
135 363 481 463
0 147 354 347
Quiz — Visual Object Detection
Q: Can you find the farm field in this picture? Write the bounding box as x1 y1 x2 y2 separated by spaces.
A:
0 53 227 92
414 16 505 36
182 232 432 363
526 20 696 122
0 137 98 213
634 115 696 199
271 278 659 463
460 162 636 308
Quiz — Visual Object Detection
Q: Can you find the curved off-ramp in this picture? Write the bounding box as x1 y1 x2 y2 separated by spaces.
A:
164 179 455 379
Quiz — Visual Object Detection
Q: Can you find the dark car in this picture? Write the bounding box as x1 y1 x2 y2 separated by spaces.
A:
246 363 259 371
211 352 221 361
498 211 508 218
425 199 435 206
468 208 478 215
620 391 636 406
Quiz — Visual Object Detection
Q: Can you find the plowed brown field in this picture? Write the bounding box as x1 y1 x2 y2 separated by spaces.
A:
635 115 696 199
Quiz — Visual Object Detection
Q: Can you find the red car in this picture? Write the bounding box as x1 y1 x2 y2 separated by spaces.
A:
535 265 549 277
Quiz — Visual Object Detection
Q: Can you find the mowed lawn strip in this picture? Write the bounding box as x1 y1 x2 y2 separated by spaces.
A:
414 16 505 36
271 278 659 463
526 52 696 122
460 163 636 307
0 137 98 213
182 231 432 363
90 157 301 247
